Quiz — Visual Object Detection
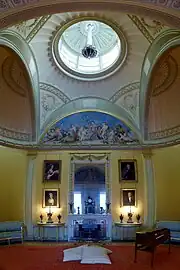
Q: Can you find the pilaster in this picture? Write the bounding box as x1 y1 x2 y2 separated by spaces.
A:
142 149 156 228
24 151 37 240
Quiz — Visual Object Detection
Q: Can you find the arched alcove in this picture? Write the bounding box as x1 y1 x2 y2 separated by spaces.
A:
145 45 180 142
0 45 36 142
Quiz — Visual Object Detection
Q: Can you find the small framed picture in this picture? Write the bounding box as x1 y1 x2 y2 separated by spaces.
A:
43 160 61 182
42 188 60 208
119 159 137 182
121 188 136 206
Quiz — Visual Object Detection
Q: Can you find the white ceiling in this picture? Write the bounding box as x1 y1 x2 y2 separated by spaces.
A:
6 11 170 143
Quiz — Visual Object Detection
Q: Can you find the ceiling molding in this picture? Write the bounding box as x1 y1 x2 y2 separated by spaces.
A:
128 15 153 43
26 15 51 43
128 15 166 44
40 82 71 128
40 82 71 103
0 126 31 142
109 82 140 103
149 125 180 140
1 1 180 30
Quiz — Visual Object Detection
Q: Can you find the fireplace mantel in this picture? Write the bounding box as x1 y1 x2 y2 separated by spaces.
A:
67 214 112 241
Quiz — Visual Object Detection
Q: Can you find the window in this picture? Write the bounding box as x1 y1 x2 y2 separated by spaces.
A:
74 192 82 214
100 192 106 211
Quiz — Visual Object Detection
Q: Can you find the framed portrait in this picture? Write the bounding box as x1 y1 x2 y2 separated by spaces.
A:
121 188 136 207
42 188 60 208
119 159 137 182
43 160 61 182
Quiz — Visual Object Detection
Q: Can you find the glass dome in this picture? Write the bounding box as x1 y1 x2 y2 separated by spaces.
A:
51 18 127 81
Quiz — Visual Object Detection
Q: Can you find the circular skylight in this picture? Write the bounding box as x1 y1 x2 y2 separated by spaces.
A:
51 18 127 81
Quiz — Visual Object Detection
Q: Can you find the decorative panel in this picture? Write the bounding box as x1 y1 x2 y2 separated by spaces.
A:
40 111 139 148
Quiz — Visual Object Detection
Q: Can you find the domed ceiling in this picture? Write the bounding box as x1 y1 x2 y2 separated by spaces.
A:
51 18 125 80
1 10 180 149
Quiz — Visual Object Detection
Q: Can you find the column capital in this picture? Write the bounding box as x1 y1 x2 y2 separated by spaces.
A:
27 151 37 159
142 149 153 158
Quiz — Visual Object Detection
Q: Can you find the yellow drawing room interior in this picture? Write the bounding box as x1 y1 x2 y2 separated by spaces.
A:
0 0 180 253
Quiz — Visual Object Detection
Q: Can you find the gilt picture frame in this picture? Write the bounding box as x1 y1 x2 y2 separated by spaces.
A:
119 159 137 182
42 188 60 208
121 188 136 207
43 160 61 182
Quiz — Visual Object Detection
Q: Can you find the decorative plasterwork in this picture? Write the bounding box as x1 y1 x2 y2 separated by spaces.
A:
109 82 140 127
68 152 111 208
48 15 128 81
0 126 31 141
9 16 51 42
28 11 148 102
0 30 39 140
151 54 178 97
41 111 139 148
149 125 180 140
2 55 28 97
128 15 167 43
0 44 35 142
40 82 71 127
1 1 180 30
140 29 180 140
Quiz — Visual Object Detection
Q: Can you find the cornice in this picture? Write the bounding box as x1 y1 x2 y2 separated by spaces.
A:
0 126 31 141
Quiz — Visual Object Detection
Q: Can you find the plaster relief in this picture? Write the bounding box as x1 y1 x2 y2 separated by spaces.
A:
110 82 140 127
41 111 139 148
0 45 35 141
2 56 28 97
40 83 71 127
146 46 180 140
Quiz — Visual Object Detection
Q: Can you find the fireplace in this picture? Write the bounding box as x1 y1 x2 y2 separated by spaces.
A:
67 214 112 241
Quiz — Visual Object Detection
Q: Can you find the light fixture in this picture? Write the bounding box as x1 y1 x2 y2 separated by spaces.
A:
127 205 134 223
82 23 98 59
46 206 53 223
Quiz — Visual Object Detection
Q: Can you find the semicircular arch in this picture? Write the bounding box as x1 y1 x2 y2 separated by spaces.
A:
141 29 180 144
0 30 39 144
40 97 142 143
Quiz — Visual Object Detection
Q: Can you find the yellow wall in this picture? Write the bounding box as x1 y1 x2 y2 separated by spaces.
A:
3 144 180 224
153 145 180 221
0 146 27 221
33 150 144 224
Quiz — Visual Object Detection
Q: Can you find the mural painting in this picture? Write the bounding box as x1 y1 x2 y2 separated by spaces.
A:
41 112 138 146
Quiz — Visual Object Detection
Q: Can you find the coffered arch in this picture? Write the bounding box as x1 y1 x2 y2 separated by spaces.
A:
141 30 180 144
0 31 39 144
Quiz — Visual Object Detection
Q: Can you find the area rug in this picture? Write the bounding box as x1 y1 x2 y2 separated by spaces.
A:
0 244 179 270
